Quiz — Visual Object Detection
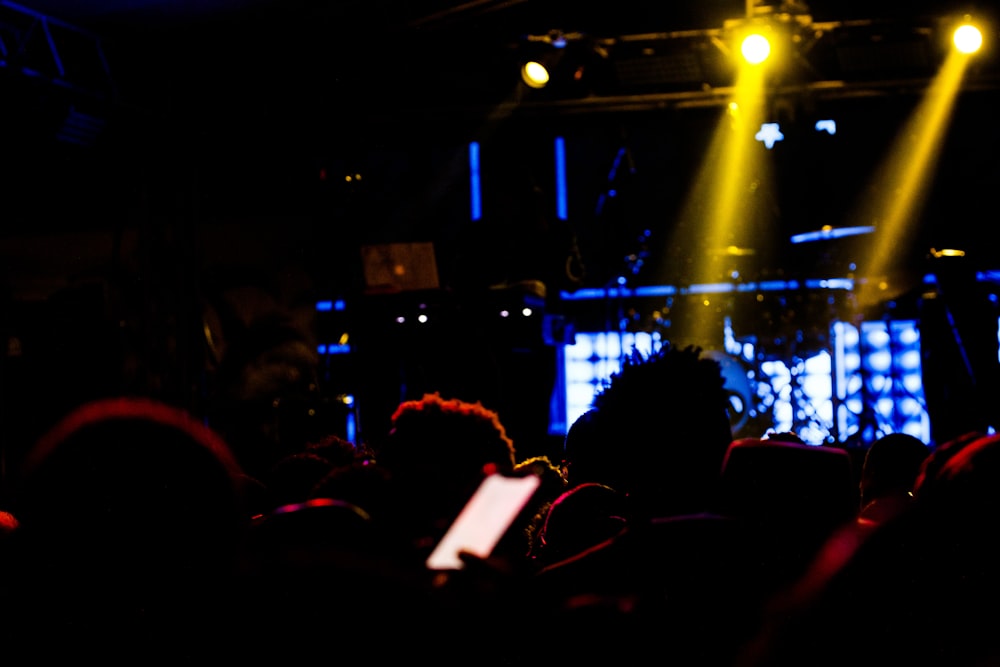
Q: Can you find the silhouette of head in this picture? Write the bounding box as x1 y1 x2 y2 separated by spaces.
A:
380 392 516 476
859 432 931 511
7 396 251 660
562 344 733 517
376 393 517 539
530 482 629 567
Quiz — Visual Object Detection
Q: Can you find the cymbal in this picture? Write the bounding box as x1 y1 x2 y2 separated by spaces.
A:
790 225 875 244
707 245 756 257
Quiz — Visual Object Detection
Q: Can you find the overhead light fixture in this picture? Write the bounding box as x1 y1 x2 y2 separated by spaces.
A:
521 60 551 88
952 20 983 54
519 30 571 89
741 32 772 65
518 34 606 97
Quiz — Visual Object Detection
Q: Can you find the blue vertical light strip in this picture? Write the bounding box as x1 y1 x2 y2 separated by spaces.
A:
346 410 357 444
555 136 568 220
549 342 568 436
550 135 568 437
469 141 482 221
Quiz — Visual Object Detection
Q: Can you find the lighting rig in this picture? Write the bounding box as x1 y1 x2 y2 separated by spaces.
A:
514 2 995 113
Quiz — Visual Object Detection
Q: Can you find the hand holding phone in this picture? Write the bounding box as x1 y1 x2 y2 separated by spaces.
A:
425 473 541 570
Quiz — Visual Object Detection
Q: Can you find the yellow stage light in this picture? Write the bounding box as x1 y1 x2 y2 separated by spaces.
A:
953 22 983 54
521 60 551 88
741 33 772 65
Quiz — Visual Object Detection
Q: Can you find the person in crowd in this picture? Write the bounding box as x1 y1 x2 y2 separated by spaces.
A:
257 433 372 512
528 343 752 662
373 392 518 555
513 454 570 560
714 435 858 595
200 270 325 484
528 481 629 571
735 430 1000 667
561 343 734 519
857 431 932 526
2 396 253 661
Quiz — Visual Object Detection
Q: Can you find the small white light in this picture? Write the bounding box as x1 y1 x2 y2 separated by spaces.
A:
815 119 836 135
755 123 784 149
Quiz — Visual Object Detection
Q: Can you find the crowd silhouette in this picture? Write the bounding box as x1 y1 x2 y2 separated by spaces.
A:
0 337 996 665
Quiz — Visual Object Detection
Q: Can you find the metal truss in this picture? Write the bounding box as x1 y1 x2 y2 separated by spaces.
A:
411 11 1000 120
0 1 115 101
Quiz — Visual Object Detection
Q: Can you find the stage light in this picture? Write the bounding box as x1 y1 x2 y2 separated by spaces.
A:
521 60 550 88
851 22 970 312
741 32 772 65
953 21 983 54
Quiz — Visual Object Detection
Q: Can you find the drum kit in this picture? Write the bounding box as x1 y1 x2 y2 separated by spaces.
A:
648 224 876 355
574 220 929 441
635 224 899 440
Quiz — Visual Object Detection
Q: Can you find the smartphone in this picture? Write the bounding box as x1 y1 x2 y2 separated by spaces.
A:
425 472 542 570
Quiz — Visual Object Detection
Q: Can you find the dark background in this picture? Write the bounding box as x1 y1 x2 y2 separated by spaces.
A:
1 0 999 469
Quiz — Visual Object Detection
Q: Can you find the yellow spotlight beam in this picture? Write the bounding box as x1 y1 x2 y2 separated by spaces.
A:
668 58 770 348
699 65 767 262
853 47 973 308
